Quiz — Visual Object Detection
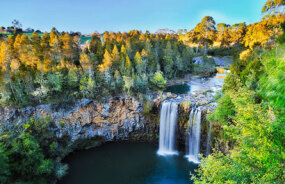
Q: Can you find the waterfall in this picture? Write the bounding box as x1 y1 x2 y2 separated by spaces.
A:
157 101 179 156
185 107 201 163
206 122 213 156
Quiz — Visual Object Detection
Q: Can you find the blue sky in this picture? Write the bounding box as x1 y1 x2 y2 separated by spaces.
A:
1 0 267 34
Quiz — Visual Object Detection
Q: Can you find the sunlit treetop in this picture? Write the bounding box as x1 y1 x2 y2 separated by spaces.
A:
262 0 285 16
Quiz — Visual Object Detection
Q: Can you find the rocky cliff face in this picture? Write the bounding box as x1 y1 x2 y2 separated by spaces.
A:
0 98 155 143
0 92 223 154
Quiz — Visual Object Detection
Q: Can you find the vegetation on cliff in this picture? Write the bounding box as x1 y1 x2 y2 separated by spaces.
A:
0 118 70 183
192 2 285 182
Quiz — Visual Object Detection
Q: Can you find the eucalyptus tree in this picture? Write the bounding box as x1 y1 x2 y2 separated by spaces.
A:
216 23 231 49
229 23 246 47
192 16 216 55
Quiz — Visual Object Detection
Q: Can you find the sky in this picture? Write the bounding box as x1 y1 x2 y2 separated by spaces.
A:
0 0 267 34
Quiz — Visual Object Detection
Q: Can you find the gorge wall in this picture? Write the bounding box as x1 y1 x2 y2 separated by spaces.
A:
0 93 224 155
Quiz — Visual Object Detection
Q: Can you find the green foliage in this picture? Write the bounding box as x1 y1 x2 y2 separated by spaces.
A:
0 144 10 183
67 69 79 89
150 72 167 90
9 133 54 182
208 93 236 125
143 100 152 114
192 151 249 184
193 58 216 77
180 101 191 109
79 73 96 98
132 75 148 94
193 45 285 184
277 22 285 44
162 56 174 78
0 118 70 183
258 46 285 112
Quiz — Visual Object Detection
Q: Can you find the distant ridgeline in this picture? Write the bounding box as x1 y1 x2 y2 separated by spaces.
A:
0 11 284 107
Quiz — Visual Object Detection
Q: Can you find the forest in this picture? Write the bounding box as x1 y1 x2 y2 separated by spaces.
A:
0 0 284 183
1 6 284 108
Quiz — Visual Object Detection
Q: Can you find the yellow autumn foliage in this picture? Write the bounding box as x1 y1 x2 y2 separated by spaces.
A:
239 49 252 61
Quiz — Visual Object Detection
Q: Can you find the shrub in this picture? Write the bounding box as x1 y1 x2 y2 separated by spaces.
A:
150 72 167 90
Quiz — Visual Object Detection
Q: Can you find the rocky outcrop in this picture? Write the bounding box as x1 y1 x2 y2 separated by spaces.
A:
193 56 233 67
174 90 222 156
0 91 222 155
176 102 215 156
0 98 155 143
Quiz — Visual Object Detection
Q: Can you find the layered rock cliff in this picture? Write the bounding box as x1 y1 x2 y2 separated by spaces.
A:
0 97 153 142
0 92 223 155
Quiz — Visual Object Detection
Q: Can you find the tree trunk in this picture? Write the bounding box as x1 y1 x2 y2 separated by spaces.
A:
196 43 200 53
204 42 207 55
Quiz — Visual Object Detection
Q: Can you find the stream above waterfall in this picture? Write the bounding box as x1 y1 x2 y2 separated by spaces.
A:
165 67 229 96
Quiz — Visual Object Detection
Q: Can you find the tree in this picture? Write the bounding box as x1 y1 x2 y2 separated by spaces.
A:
134 51 145 75
150 72 167 90
31 32 42 59
113 70 124 93
229 23 246 47
162 56 174 78
62 33 76 64
122 76 133 95
12 19 22 29
144 40 156 74
261 0 285 50
277 22 285 43
216 23 231 49
67 69 79 89
80 73 96 98
243 16 285 49
9 133 54 182
193 16 216 55
0 144 10 183
111 45 120 70
98 49 112 72
124 55 132 76
41 32 51 60
262 0 285 15
49 28 61 65
132 74 148 94
0 41 12 72
46 72 64 94
80 52 93 72
89 33 103 61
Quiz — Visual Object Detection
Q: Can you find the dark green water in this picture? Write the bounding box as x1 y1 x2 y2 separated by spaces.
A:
61 142 197 184
165 85 190 94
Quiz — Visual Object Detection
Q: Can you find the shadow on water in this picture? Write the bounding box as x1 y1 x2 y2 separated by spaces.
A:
60 142 197 184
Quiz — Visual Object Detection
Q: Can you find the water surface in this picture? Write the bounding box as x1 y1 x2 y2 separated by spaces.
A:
61 142 197 184
165 85 190 94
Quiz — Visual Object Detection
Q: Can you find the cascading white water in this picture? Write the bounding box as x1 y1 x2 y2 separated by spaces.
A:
206 122 213 156
185 107 201 163
157 101 179 156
